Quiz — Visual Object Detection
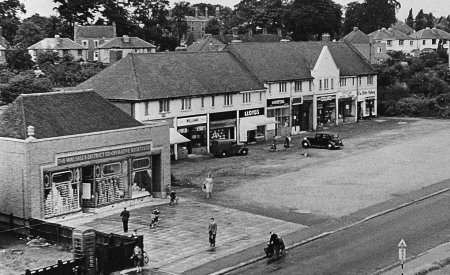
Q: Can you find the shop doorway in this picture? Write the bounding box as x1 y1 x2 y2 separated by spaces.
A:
131 157 152 198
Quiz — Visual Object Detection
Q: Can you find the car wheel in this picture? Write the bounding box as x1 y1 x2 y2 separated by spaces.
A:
302 141 309 148
240 148 249 155
327 143 333 150
221 150 228 158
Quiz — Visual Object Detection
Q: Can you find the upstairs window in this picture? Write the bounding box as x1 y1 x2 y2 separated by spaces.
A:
376 47 382 53
387 40 392 46
399 40 404 46
82 40 88 47
159 99 170 112
181 97 191 110
340 78 346 87
410 41 413 46
324 79 329 90
432 39 436 45
224 94 233 106
319 80 322 90
94 40 99 47
367 75 374 85
201 96 205 108
242 92 251 103
331 78 334 89
309 80 312 91
423 40 426 45
145 102 149 115
294 81 302 92
279 82 287 93
211 96 215 107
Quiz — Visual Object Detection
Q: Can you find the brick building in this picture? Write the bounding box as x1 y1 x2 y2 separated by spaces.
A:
73 23 117 62
0 90 170 219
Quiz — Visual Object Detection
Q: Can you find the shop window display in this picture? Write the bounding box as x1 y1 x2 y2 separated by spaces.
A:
43 169 81 218
94 162 125 206
131 157 152 198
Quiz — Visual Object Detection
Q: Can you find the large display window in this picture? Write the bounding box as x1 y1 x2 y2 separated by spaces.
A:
43 169 81 218
131 157 152 198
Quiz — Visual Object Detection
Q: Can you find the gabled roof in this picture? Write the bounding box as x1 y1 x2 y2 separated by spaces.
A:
98 36 156 49
74 24 116 39
187 34 226 52
219 34 282 44
368 28 411 40
225 41 375 82
391 21 415 35
76 51 265 101
0 90 143 140
28 37 86 50
341 27 371 44
410 27 450 40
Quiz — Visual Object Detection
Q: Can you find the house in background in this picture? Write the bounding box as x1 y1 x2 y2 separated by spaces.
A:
368 27 414 53
185 7 219 40
74 23 117 62
97 35 156 64
27 35 88 61
0 27 10 65
409 27 450 52
341 27 391 64
187 34 226 52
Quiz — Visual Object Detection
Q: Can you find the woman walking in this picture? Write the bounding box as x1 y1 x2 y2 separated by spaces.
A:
130 245 144 272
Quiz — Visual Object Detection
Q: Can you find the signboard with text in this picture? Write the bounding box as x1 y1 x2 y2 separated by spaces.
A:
317 95 336 102
177 115 207 127
267 98 290 107
239 107 265 118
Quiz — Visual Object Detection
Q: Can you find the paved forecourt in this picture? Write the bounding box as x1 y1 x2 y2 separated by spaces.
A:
58 198 304 274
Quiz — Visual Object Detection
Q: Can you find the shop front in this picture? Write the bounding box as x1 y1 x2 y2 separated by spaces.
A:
209 111 236 145
176 115 208 155
316 95 337 127
291 97 303 135
267 98 290 137
302 95 313 131
357 89 377 119
238 107 276 143
338 91 357 124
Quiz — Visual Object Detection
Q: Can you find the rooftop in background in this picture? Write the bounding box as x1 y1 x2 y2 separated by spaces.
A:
98 36 156 49
28 36 86 50
368 27 412 40
390 21 415 35
341 27 371 44
0 90 143 140
410 27 450 40
74 24 117 39
77 51 265 101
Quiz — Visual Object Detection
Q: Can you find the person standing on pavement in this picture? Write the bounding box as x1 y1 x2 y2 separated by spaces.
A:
204 172 213 199
209 218 217 246
130 244 144 272
120 207 130 233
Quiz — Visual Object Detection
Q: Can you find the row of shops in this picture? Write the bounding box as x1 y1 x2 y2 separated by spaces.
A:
170 90 376 159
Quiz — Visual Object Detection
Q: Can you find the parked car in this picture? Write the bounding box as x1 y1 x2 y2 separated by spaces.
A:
301 132 343 149
210 139 249 158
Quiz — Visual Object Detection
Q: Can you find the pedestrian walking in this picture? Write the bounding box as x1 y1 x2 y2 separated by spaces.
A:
165 184 171 198
204 172 213 199
130 245 144 272
150 208 160 228
284 136 290 150
120 207 130 233
208 218 217 247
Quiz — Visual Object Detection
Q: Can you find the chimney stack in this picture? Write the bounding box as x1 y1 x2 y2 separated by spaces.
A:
205 7 208 17
353 27 359 32
322 33 330 42
123 35 130 43
112 22 117 37
195 7 198 17
26 126 36 140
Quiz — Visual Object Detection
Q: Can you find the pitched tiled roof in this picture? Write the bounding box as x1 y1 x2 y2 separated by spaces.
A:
0 90 142 140
77 51 264 101
225 41 375 82
98 36 156 49
74 25 116 39
368 28 411 40
28 37 86 50
187 34 226 52
341 28 371 44
219 34 282 43
391 21 415 35
410 28 450 40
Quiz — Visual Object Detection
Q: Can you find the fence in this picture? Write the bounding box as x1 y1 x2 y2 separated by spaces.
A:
29 218 74 247
23 258 85 275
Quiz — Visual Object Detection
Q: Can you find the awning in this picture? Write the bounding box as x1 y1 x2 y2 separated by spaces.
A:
170 128 190 145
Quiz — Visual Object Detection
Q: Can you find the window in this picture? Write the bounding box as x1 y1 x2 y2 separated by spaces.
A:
159 99 170 112
423 40 426 45
224 94 233 106
324 79 329 90
279 82 287 92
359 77 362 85
82 40 88 47
103 162 121 175
410 41 413 46
294 81 302 92
182 97 191 110
94 40 99 47
399 40 404 46
201 27 205 32
367 75 374 85
191 27 195 31
432 39 436 45
331 78 334 89
145 102 149 115
376 47 382 53
309 80 312 91
387 40 392 46
94 50 99 60
340 78 346 87
352 78 355 86
77 50 82 56
319 80 322 90
242 92 251 103
201 96 205 108
211 96 215 107
443 39 447 44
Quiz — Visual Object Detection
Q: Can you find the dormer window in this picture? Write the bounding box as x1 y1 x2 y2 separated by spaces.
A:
82 40 88 47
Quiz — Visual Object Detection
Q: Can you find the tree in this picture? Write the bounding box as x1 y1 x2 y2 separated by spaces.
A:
0 71 53 104
171 1 191 45
415 9 427 31
424 12 435 29
234 0 287 34
342 1 365 35
206 18 221 35
5 49 34 71
285 0 341 41
53 0 100 25
406 8 414 29
13 17 46 49
0 0 26 43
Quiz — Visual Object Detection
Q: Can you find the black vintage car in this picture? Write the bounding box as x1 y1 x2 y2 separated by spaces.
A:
301 132 343 149
210 139 249 158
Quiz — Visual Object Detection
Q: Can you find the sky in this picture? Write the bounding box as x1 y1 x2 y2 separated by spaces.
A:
21 0 450 22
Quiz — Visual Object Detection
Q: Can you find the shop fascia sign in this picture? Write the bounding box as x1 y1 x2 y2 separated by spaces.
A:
318 95 336 102
177 115 207 127
339 91 357 99
239 107 264 118
267 98 289 107
358 90 376 97
57 144 152 165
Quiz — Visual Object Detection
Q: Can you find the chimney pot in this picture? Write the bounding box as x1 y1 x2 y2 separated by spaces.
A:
195 7 198 17
353 27 359 31
27 126 35 138
322 33 330 42
123 35 130 43
205 7 208 17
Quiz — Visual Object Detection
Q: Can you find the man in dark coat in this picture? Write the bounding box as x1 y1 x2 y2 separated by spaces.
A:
120 207 130 233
